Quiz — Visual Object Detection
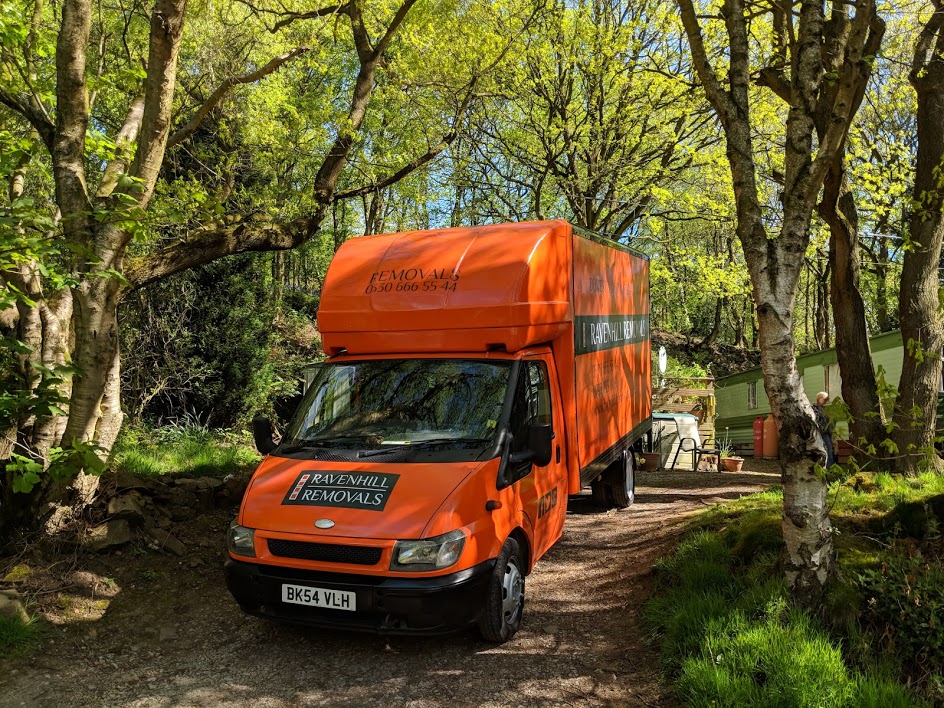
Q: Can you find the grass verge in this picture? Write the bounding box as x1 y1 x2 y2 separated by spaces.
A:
110 423 259 478
0 614 39 658
645 472 944 707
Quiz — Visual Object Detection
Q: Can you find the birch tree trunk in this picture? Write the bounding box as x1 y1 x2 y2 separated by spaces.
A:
678 0 883 599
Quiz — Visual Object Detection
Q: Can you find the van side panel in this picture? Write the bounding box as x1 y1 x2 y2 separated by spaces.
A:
572 234 651 481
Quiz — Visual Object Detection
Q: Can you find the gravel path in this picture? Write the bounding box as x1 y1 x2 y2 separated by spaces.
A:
0 465 778 708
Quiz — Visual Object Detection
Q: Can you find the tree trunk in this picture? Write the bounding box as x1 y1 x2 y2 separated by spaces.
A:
893 10 944 474
699 297 724 348
44 277 123 532
755 251 834 600
813 259 831 350
30 290 73 457
810 10 885 454
674 0 884 601
821 161 885 449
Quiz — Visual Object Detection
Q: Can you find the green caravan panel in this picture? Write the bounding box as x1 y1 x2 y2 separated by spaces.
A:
756 377 770 411
715 382 747 419
870 330 904 354
716 368 764 387
716 421 755 446
715 375 770 450
794 347 839 370
715 380 770 420
802 363 826 404
873 343 904 390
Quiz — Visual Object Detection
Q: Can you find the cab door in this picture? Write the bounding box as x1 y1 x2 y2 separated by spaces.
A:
506 357 569 563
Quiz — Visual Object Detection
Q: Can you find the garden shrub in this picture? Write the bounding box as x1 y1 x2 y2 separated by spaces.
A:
857 549 944 673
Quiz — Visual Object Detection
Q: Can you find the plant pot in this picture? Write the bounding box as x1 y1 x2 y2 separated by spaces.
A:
836 440 853 464
720 456 744 472
640 452 661 471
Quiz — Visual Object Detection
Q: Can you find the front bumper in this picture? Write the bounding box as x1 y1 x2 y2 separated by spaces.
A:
225 558 495 635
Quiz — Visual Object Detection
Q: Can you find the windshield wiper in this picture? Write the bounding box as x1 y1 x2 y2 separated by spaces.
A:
279 435 379 453
358 438 493 458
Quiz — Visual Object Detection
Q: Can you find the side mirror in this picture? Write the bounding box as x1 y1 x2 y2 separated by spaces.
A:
252 416 277 455
528 424 553 467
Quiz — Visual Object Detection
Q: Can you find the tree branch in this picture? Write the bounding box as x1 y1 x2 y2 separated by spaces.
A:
676 0 733 121
124 214 316 288
334 86 475 200
758 66 790 102
232 0 347 33
128 0 188 208
312 0 420 202
0 88 55 152
166 46 310 149
911 0 944 84
96 94 145 198
807 0 881 202
271 3 346 31
373 0 419 59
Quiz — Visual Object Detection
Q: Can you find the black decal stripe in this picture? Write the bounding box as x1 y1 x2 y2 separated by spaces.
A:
575 314 650 355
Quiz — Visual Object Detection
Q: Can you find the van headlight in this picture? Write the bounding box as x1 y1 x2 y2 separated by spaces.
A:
391 530 466 571
228 521 256 557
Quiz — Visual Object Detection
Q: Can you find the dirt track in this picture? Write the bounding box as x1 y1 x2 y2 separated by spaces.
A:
0 466 777 708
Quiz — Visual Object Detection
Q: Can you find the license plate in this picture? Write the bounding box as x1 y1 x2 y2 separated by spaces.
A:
281 583 356 611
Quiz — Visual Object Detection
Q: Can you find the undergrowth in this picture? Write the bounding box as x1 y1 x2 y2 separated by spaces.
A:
109 421 259 478
646 471 944 707
0 613 38 658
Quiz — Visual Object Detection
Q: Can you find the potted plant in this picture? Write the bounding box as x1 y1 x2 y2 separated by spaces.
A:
640 425 668 471
718 428 744 472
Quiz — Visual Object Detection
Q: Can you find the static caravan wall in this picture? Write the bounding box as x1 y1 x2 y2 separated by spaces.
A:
715 331 911 451
715 373 769 446
871 334 905 389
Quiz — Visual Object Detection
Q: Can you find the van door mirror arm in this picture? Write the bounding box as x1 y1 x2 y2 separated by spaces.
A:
527 424 554 467
509 449 536 465
252 416 278 455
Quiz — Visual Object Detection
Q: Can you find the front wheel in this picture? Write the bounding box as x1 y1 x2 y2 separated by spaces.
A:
478 537 525 643
607 450 635 509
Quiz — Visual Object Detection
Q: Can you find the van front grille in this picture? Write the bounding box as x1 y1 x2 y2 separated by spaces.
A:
267 539 382 566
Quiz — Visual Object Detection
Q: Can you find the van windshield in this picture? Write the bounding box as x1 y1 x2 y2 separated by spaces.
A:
282 359 512 448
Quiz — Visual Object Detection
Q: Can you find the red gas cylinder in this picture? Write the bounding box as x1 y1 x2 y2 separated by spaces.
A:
763 414 779 460
753 416 766 458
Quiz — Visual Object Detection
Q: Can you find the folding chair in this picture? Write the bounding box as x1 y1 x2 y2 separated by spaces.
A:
671 435 720 471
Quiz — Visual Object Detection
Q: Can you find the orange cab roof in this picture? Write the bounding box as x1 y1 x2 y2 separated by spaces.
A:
317 221 575 355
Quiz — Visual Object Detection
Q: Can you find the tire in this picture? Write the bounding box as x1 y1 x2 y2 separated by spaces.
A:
591 478 611 507
606 450 635 509
478 537 525 643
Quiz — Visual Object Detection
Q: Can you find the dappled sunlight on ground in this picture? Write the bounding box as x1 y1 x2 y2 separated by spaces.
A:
0 468 774 707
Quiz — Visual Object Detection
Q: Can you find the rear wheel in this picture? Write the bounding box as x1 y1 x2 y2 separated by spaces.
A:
479 537 525 643
606 450 635 509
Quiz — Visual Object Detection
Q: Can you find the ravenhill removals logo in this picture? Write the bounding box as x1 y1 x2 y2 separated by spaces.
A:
281 471 400 511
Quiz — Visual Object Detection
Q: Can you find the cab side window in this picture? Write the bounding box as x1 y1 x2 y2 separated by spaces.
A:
508 362 552 476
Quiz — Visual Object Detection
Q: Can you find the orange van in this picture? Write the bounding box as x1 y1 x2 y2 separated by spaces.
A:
225 220 651 641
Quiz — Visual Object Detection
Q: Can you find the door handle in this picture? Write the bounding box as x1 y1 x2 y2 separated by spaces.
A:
556 445 561 463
